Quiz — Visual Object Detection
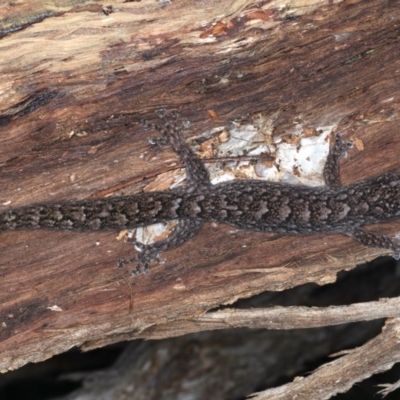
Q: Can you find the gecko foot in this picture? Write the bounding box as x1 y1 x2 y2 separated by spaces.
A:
117 253 165 276
351 228 400 259
117 239 166 276
117 256 150 276
148 136 169 147
143 109 191 138
334 132 354 157
323 132 354 189
141 110 189 149
118 219 203 277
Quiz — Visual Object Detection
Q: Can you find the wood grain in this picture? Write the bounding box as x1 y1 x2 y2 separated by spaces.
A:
0 1 399 387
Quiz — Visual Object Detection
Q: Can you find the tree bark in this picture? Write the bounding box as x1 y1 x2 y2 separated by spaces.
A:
0 0 399 397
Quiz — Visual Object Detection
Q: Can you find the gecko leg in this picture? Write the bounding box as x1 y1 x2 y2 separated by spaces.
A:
349 227 400 259
118 218 204 276
145 109 212 190
323 133 353 189
120 110 209 275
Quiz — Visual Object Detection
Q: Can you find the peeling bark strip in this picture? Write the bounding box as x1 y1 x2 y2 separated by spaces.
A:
0 1 400 399
37 317 400 400
250 318 400 400
133 298 400 339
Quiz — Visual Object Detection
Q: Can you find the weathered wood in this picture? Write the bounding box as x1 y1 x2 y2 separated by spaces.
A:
0 2 399 397
49 317 398 400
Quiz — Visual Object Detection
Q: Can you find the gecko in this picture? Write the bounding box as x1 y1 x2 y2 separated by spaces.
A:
1 109 399 275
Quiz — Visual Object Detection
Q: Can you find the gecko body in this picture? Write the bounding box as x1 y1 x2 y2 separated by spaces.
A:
1 110 399 274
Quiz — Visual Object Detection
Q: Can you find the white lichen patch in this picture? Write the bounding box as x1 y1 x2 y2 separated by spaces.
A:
194 119 334 187
276 128 332 186
131 221 179 247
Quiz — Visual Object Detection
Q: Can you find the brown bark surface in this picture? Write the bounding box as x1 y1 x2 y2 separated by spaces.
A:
0 0 400 397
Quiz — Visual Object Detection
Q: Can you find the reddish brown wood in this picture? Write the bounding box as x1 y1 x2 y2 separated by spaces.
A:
0 2 399 390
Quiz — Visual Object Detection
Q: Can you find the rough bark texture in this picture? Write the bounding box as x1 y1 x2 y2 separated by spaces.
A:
0 0 400 398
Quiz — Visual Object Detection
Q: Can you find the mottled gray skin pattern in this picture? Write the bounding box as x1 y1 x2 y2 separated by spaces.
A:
1 110 400 275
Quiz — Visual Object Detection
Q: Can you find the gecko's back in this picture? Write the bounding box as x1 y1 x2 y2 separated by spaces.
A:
1 173 399 235
183 172 400 234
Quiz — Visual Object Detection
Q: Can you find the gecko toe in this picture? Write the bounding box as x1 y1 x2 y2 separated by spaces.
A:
334 132 353 155
117 256 150 276
130 263 150 276
148 136 169 147
117 255 138 269
117 248 162 276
